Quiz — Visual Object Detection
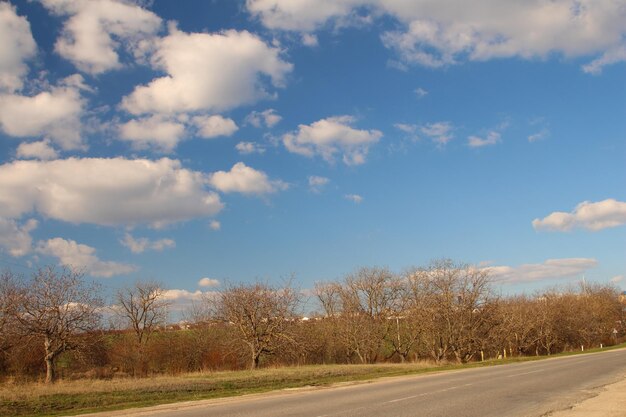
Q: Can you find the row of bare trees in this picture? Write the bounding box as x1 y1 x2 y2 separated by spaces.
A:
312 261 623 365
0 261 624 383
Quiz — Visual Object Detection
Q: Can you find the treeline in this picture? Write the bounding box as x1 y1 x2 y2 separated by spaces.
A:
0 261 624 383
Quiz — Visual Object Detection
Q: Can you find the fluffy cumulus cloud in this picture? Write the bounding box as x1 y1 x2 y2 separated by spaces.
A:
161 288 217 312
419 122 454 145
0 157 223 227
193 115 238 138
198 277 220 287
0 79 86 150
245 109 282 128
121 233 175 254
236 141 265 155
37 237 136 278
248 0 626 72
121 26 292 115
0 218 37 257
163 289 206 301
209 162 288 195
246 0 365 32
41 0 162 74
0 3 37 92
16 140 59 160
118 115 186 152
533 199 626 232
118 114 237 152
209 220 221 231
485 258 598 284
283 116 382 165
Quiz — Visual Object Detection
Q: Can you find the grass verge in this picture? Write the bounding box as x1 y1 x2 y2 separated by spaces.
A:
2 343 625 417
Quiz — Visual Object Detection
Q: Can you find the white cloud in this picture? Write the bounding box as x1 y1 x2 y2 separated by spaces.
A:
0 3 37 92
245 109 282 128
0 157 223 227
0 80 85 150
162 289 205 301
246 0 364 32
193 115 238 138
345 193 363 204
283 116 382 165
121 233 175 254
0 218 37 257
393 123 421 142
41 0 162 74
583 46 626 74
209 162 288 195
121 26 292 115
236 141 266 155
16 139 59 160
611 275 624 284
528 128 550 142
414 87 428 98
533 199 626 232
468 131 500 148
118 114 238 152
209 220 221 231
37 237 136 278
308 175 329 192
485 258 598 284
393 122 417 133
162 288 217 312
118 115 186 152
301 33 319 47
248 1 626 72
198 277 220 288
419 122 453 145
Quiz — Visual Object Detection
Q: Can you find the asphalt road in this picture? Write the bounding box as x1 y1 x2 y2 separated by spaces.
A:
118 349 626 417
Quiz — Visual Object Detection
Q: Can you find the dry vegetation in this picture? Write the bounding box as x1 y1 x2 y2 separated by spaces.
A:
0 260 625 416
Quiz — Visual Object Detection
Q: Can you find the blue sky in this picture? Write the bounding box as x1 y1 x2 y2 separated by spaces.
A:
0 0 624 310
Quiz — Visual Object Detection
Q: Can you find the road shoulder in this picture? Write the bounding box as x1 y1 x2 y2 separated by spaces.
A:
548 374 626 417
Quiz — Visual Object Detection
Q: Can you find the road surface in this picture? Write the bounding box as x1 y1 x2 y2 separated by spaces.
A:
93 349 626 417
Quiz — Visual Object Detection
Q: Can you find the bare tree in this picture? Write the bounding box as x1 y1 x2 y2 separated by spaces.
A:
0 271 19 358
115 281 169 347
213 281 300 369
419 260 494 363
11 266 102 383
316 268 403 364
388 268 433 362
340 267 401 363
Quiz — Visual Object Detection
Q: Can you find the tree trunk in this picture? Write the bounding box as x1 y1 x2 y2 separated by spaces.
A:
45 355 56 383
44 337 57 384
251 348 259 370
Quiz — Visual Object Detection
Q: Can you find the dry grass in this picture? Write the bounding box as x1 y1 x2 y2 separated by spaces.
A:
0 363 438 417
1 363 438 400
2 345 624 417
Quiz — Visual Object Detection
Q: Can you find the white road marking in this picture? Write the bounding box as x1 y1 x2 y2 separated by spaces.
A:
387 395 418 403
385 383 474 404
507 369 544 378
